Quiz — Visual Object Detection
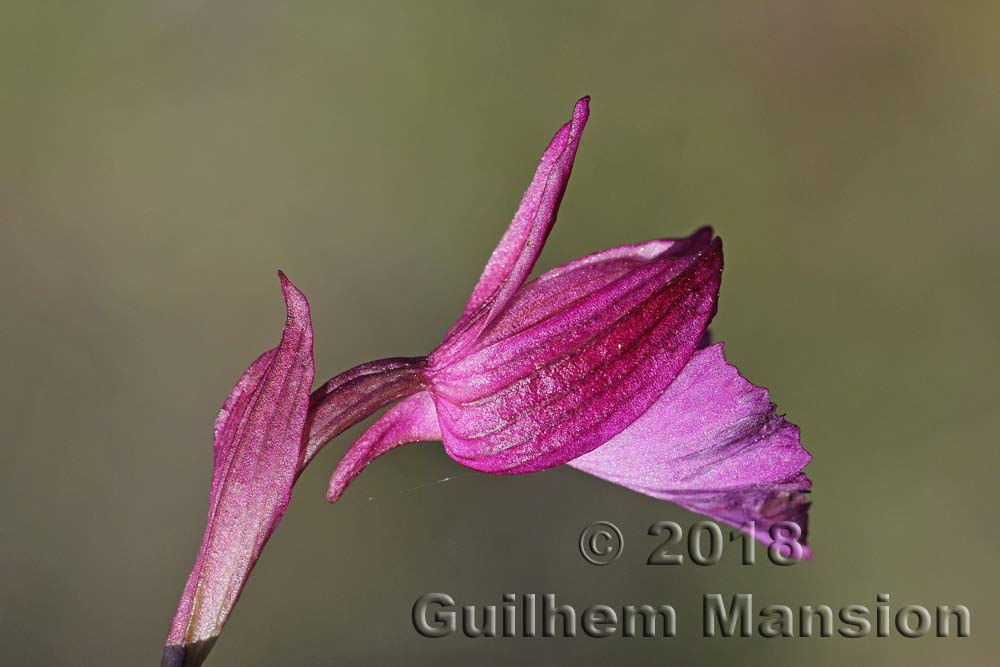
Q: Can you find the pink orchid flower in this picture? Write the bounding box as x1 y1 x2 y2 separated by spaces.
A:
163 97 811 666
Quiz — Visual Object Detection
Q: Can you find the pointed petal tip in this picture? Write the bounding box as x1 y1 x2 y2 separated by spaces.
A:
326 484 345 504
437 95 594 356
572 96 590 126
276 271 312 323
327 465 355 503
277 270 293 298
324 392 441 502
276 269 294 293
692 224 714 239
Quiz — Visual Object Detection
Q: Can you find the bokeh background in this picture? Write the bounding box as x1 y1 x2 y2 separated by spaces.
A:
2 2 998 665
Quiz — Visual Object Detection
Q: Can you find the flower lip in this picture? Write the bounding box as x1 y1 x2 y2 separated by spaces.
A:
567 341 812 559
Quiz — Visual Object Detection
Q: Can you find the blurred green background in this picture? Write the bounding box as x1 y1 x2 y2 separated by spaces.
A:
2 2 998 665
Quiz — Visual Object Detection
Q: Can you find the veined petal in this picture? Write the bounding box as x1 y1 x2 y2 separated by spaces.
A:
567 343 812 556
437 97 590 361
304 357 428 467
468 227 713 357
326 391 442 502
163 273 315 667
431 233 722 474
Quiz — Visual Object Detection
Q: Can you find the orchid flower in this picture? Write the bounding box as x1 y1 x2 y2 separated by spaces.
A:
163 97 811 666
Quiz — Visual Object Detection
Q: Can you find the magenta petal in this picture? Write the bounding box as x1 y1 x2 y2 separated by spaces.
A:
304 356 428 466
437 97 590 361
429 232 722 474
326 391 442 502
475 228 714 351
567 343 812 556
163 273 314 666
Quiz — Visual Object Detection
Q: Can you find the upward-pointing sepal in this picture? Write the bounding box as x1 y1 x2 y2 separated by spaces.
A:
162 273 315 666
